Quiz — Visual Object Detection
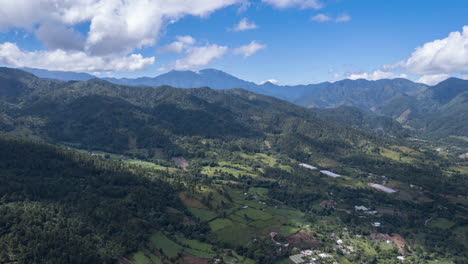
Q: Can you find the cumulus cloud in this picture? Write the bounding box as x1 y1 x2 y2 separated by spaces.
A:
160 35 196 54
0 0 242 72
0 42 154 72
234 41 266 57
174 44 228 70
232 18 257 31
311 14 331 22
386 26 468 75
262 0 322 9
416 74 450 85
347 70 408 81
335 14 351 23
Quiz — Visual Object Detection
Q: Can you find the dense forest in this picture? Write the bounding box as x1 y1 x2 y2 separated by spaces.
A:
0 135 186 264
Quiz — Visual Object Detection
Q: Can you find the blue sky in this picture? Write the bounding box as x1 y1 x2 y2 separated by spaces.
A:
0 0 467 85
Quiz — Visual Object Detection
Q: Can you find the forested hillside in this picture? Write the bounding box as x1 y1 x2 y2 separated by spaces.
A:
0 135 189 263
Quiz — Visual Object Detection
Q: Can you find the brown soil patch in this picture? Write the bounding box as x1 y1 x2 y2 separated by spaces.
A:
287 230 323 249
182 216 196 226
370 233 407 254
222 180 241 185
396 191 413 202
117 257 133 264
172 157 189 170
178 253 209 264
416 195 434 203
320 200 335 208
179 192 205 208
167 207 181 214
389 233 407 254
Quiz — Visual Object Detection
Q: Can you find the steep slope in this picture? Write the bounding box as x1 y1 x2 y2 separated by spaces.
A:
0 68 405 161
293 78 426 110
0 135 183 264
0 67 60 103
378 78 468 137
309 106 409 137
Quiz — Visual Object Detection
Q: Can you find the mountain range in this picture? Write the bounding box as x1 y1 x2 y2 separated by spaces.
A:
20 67 468 139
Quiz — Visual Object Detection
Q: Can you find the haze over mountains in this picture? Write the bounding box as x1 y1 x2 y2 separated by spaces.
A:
20 67 468 138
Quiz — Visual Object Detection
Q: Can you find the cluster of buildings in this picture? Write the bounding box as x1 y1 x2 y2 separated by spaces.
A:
289 249 337 264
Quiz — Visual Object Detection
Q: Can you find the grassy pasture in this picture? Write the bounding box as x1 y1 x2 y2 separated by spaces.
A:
188 207 218 221
149 232 183 259
235 207 273 221
210 218 235 231
126 159 174 171
212 223 252 246
429 218 456 229
131 252 151 264
131 251 163 264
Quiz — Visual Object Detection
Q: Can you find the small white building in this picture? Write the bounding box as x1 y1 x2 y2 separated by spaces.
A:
354 205 369 211
369 183 397 193
299 163 317 170
318 253 332 258
320 170 341 178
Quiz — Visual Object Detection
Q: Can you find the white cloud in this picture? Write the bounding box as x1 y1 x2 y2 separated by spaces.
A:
237 0 251 13
416 74 450 85
234 41 266 57
262 0 322 9
335 14 351 23
174 44 228 70
347 70 407 81
160 35 196 54
0 0 242 71
259 79 279 85
311 13 351 23
232 18 257 31
311 14 331 22
0 42 154 72
386 26 468 75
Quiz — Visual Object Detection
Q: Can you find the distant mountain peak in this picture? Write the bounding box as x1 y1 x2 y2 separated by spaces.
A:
20 67 96 81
